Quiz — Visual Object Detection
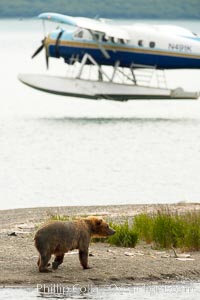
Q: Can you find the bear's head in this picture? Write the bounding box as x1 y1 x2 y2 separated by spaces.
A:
85 216 115 238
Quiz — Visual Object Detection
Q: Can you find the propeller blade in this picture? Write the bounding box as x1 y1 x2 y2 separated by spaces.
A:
31 38 49 69
45 53 49 69
31 43 44 59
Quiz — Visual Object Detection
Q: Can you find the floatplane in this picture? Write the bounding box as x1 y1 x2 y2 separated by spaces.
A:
18 12 200 100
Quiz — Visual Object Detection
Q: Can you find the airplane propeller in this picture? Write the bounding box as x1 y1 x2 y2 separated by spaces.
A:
32 38 49 69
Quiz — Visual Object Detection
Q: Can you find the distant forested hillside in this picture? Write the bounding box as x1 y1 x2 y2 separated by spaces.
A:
0 0 199 19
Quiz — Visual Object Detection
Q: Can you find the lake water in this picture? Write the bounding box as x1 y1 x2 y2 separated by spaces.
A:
0 283 200 299
1 19 200 210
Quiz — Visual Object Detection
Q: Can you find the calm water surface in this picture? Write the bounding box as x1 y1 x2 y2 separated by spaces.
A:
1 19 200 209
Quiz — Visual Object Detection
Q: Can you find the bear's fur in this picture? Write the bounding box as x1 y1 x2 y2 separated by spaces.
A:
34 216 115 272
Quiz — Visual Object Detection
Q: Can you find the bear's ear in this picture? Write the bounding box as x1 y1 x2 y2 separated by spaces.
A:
96 218 103 226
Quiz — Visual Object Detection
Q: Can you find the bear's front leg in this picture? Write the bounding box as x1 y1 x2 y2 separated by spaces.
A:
79 249 91 269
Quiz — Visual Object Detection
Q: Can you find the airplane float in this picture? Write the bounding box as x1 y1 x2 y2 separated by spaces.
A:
18 12 200 100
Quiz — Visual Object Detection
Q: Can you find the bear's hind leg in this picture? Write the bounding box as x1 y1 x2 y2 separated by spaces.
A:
52 254 65 270
39 253 52 272
37 255 51 268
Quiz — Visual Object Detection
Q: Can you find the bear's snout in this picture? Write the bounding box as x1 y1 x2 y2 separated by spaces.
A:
108 228 116 236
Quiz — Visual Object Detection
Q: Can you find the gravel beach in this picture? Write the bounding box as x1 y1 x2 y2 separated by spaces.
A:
0 203 200 287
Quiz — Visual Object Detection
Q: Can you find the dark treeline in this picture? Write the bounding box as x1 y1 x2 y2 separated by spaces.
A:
0 0 200 19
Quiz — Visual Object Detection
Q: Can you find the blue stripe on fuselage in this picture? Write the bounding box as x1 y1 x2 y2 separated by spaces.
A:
48 43 200 69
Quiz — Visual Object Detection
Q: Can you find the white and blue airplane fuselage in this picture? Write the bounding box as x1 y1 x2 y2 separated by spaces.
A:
39 13 200 69
19 13 200 100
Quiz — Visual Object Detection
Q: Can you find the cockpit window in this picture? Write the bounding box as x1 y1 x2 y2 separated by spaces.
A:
74 30 83 38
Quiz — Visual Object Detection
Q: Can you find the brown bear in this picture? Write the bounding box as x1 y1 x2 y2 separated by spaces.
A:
34 216 115 272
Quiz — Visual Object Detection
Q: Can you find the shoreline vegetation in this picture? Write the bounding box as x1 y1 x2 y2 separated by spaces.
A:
50 208 200 251
0 0 200 19
0 203 200 286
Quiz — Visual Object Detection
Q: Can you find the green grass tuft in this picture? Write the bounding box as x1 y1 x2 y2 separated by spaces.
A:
133 209 200 250
134 213 153 244
107 221 138 248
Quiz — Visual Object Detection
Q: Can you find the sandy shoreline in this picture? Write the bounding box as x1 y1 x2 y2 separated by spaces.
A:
0 203 200 287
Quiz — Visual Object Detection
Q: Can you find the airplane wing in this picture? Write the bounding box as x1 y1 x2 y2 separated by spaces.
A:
38 12 130 40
